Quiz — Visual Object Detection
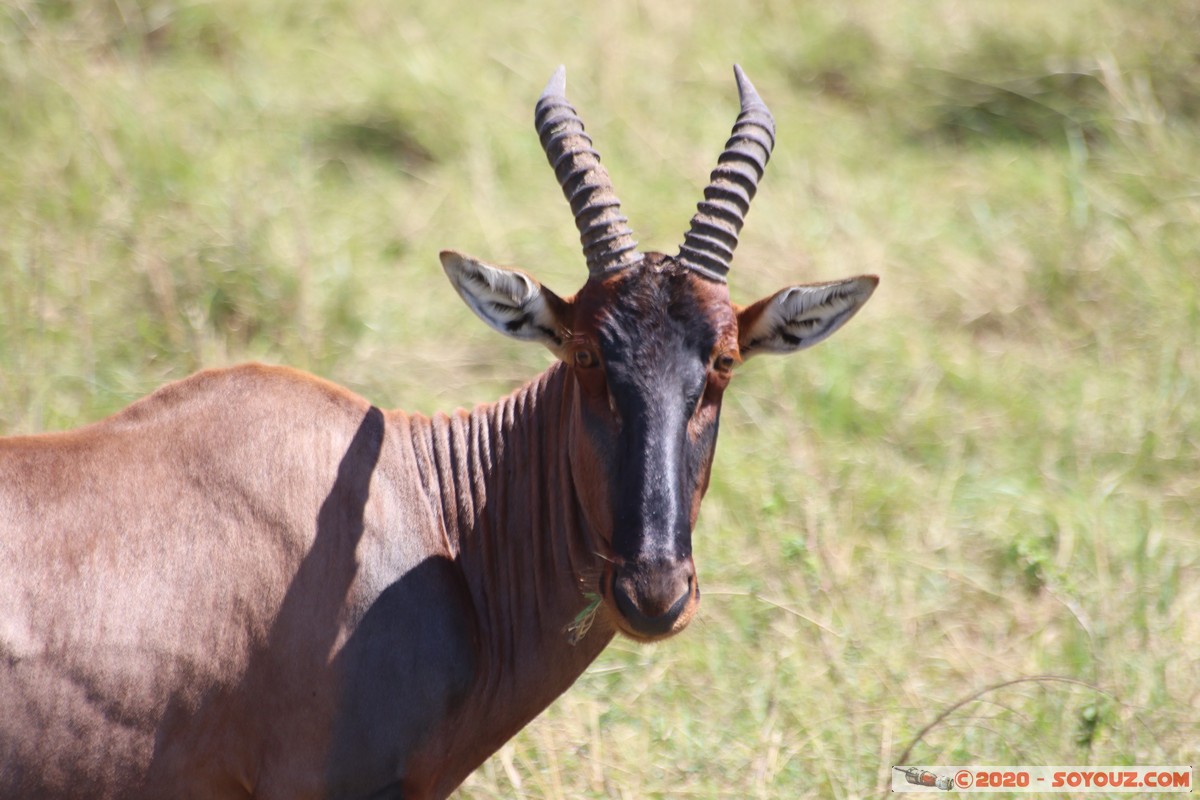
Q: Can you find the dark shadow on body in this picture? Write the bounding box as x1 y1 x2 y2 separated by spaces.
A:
324 555 478 798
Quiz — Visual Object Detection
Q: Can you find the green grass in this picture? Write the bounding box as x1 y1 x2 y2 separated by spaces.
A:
3 0 1198 796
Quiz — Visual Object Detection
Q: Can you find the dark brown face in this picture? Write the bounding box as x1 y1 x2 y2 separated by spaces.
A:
565 253 738 641
441 65 879 643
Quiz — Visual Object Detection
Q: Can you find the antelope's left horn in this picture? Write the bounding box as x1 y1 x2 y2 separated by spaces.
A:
535 66 641 276
678 65 776 282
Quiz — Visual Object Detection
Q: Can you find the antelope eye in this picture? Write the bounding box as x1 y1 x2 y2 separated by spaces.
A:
714 354 735 373
574 349 598 369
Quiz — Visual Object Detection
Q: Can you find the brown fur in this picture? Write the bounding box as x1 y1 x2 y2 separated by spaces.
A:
0 363 614 799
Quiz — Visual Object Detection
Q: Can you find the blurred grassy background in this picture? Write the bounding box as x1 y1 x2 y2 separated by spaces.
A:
2 0 1198 796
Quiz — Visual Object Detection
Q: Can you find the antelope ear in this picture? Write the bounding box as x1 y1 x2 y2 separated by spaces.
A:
440 250 572 356
737 276 878 359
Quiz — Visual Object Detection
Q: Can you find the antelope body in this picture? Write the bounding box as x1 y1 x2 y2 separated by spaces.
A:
0 67 876 799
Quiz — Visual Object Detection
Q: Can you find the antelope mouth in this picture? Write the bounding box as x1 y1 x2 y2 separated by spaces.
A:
600 562 700 643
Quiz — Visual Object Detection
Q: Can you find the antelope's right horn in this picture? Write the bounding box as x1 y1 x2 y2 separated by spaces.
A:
535 66 641 277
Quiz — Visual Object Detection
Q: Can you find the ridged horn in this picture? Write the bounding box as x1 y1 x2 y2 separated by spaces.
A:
535 66 641 276
678 65 776 283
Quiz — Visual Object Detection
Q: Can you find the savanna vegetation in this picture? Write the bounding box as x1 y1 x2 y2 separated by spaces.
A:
2 0 1197 796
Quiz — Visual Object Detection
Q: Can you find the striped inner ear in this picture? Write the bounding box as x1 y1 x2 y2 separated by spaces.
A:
739 276 878 357
439 251 568 351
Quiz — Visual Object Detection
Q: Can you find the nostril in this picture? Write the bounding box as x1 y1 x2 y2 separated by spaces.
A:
612 574 641 622
662 577 692 619
646 570 692 618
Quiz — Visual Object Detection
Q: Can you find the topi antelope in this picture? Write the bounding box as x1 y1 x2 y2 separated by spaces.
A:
0 66 876 799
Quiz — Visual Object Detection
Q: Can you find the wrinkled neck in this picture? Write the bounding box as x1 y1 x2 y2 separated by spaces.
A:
417 362 614 680
392 364 624 796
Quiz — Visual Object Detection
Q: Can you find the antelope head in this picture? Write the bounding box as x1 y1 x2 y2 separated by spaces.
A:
442 66 877 642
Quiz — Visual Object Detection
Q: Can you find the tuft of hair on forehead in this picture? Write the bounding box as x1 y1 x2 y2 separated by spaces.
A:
640 251 683 275
572 251 736 354
583 255 730 370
